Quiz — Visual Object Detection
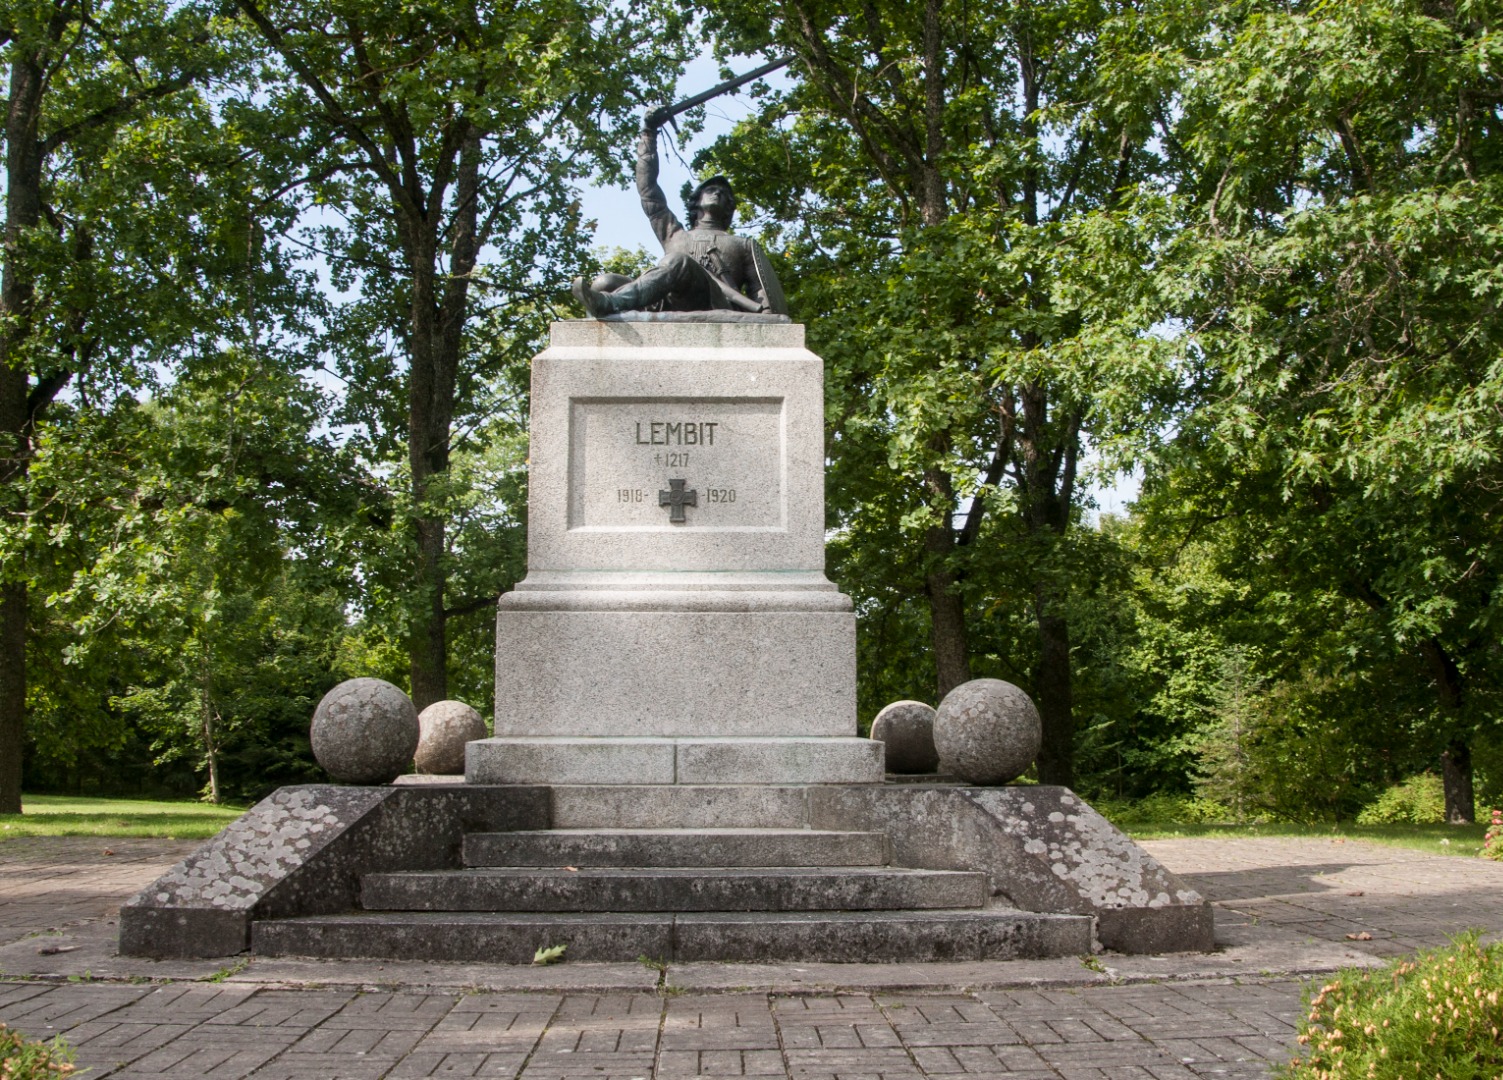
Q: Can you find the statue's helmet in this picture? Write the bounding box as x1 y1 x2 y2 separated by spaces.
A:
686 175 736 227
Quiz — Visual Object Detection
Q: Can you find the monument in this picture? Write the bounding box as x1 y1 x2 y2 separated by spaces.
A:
118 89 1214 964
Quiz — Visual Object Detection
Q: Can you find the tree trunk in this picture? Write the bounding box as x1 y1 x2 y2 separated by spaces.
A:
1033 594 1074 787
923 463 969 699
401 131 478 712
398 158 451 708
1441 739 1474 825
926 558 970 700
201 708 221 805
0 581 23 813
0 47 48 816
408 515 447 710
1421 636 1473 824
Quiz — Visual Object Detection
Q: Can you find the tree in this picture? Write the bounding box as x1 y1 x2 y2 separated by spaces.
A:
700 0 1183 784
1145 0 1503 821
21 347 357 801
235 0 690 708
0 0 285 813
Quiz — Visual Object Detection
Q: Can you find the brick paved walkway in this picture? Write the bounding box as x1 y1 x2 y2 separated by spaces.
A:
2 979 1300 1079
0 837 198 948
2 833 1501 1078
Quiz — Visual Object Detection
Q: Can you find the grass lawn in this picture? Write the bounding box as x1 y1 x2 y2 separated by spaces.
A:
1123 820 1491 858
0 794 248 841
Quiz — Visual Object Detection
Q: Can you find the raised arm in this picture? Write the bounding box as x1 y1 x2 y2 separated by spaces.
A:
637 120 682 247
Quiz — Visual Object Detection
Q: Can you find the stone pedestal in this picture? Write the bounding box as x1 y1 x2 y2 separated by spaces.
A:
469 318 881 785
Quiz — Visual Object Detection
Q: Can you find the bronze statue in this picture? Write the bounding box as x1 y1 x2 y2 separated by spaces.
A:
573 104 789 319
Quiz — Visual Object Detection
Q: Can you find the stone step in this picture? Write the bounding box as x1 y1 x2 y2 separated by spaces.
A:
548 784 816 829
463 828 888 868
360 866 986 913
252 908 1093 963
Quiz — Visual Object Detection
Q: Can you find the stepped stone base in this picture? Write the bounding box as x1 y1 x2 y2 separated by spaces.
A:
120 782 1214 962
466 737 884 785
253 908 1093 964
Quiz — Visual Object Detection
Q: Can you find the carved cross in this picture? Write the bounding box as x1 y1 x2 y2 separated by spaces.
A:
658 478 697 524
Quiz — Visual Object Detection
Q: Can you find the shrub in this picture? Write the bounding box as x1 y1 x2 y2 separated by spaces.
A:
0 1023 75 1078
1355 774 1447 825
1276 934 1503 1079
1096 792 1239 826
1483 809 1503 863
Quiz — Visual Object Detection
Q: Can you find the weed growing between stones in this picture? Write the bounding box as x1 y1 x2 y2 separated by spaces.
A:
0 1023 75 1078
1277 933 1503 1079
1482 809 1503 862
204 958 249 983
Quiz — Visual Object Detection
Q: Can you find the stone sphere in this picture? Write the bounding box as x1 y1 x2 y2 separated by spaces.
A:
871 700 939 774
933 678 1042 785
415 700 488 775
310 678 419 784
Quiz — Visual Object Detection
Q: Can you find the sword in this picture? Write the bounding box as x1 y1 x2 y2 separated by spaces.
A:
644 56 793 131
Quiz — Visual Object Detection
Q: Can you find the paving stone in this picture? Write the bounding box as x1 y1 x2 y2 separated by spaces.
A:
9 834 1503 1078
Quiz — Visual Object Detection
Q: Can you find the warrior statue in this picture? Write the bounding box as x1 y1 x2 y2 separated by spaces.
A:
572 77 791 319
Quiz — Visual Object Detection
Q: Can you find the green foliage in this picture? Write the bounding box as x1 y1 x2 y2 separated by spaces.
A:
1093 792 1237 826
1277 935 1503 1079
0 1023 76 1078
18 354 357 802
1356 774 1447 826
233 0 693 706
1140 0 1503 818
532 943 567 966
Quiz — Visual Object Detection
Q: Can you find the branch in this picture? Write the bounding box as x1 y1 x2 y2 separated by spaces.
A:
1054 135 1093 222
234 0 414 214
957 440 1009 548
41 55 203 155
26 369 72 427
444 594 498 619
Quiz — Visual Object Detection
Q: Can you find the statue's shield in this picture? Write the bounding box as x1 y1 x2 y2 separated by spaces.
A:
751 242 789 315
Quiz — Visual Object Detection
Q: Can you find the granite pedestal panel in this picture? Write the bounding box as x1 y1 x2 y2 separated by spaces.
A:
474 319 877 786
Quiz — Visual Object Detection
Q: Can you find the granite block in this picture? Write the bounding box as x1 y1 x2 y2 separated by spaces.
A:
674 737 883 784
462 828 888 868
548 318 804 349
671 910 1094 963
360 866 987 913
547 784 813 828
491 609 857 740
524 322 826 574
466 738 677 785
